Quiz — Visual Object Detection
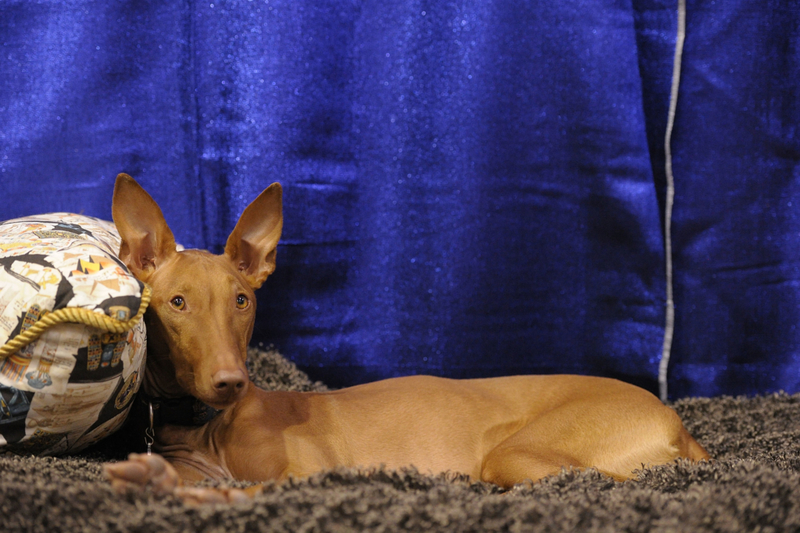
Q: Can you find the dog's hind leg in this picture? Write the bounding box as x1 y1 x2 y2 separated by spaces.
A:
481 396 702 488
481 442 580 488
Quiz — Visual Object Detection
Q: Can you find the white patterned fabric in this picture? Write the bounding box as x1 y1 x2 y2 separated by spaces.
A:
0 214 147 454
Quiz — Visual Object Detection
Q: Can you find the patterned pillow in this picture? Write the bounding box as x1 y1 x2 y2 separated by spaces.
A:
0 214 148 455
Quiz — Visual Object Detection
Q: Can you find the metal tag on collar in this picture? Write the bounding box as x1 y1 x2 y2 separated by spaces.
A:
145 402 155 455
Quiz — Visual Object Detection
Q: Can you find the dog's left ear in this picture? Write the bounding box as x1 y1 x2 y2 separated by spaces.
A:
224 183 283 289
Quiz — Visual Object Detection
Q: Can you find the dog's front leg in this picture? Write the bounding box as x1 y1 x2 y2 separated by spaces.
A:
104 453 257 505
104 453 181 495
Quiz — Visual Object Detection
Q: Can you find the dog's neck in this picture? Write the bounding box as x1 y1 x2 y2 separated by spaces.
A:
141 310 188 400
142 346 185 400
139 347 221 428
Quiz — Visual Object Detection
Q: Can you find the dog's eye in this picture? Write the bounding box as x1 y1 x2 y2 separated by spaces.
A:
170 296 186 310
236 294 249 309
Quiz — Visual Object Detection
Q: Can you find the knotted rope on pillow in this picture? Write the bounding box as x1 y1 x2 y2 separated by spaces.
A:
0 285 151 360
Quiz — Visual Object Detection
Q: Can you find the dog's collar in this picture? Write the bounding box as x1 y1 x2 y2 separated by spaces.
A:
137 392 221 427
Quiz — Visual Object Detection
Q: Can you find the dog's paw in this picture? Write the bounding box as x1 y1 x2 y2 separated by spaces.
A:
174 486 252 506
104 453 181 496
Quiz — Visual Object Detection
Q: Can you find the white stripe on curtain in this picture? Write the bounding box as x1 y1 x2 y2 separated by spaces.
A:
659 0 686 403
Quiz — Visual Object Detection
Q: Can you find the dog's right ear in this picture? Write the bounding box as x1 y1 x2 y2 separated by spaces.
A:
112 173 177 281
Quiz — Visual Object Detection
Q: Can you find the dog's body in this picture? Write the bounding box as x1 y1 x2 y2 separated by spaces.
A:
104 174 708 502
156 373 707 488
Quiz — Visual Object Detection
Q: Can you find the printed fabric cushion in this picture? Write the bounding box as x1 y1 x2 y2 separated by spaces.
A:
0 213 148 455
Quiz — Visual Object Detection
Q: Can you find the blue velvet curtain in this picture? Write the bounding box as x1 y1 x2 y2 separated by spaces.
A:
1 1 798 398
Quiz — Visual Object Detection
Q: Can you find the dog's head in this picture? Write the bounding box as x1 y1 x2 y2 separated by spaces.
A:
112 173 283 409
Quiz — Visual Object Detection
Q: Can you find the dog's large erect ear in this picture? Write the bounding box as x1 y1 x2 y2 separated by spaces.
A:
224 183 283 289
112 173 177 280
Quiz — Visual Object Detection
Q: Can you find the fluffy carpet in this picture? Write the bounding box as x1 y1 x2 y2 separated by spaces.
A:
1 347 799 532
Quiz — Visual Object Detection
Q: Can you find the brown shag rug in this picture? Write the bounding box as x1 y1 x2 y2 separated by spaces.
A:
1 347 799 532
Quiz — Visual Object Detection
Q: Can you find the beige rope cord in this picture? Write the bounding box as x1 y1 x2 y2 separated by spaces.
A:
0 284 151 360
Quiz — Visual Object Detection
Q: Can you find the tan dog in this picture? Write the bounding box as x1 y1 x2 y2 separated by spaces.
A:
104 174 708 504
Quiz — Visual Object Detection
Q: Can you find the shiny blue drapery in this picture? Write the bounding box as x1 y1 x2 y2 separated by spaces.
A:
2 1 798 398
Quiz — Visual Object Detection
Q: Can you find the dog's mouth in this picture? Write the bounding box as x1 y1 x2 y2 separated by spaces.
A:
175 367 249 411
195 376 249 411
200 381 249 410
